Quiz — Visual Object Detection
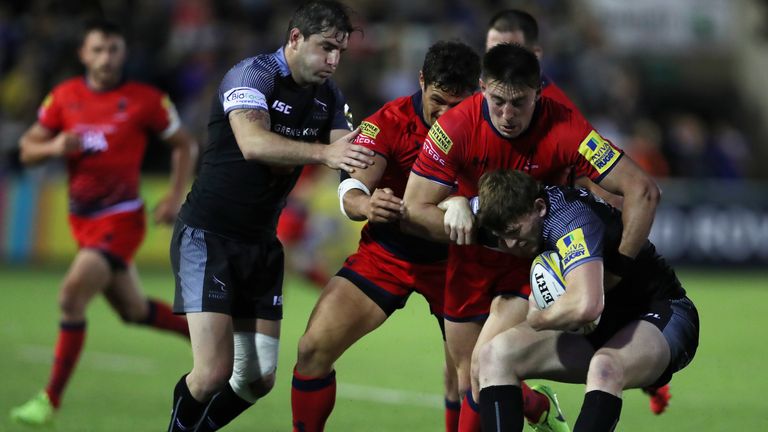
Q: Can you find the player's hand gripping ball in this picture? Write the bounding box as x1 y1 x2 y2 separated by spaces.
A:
529 251 600 334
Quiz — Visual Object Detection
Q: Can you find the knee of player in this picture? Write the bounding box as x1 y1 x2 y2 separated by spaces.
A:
477 339 518 380
588 351 625 388
252 373 277 398
191 365 234 397
57 291 87 316
296 333 327 368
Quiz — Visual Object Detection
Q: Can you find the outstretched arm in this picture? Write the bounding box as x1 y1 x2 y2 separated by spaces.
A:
229 108 373 173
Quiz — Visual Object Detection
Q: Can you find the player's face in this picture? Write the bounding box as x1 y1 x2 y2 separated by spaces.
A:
293 28 349 86
485 29 526 51
494 199 547 257
481 79 539 139
419 79 472 126
79 31 126 88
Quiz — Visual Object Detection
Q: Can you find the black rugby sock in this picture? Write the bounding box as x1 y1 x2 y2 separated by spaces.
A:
479 385 524 432
195 383 254 431
573 390 622 432
168 374 208 432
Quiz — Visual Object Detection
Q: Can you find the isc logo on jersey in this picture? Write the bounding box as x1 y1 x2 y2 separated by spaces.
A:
428 122 453 154
578 130 620 174
556 228 591 269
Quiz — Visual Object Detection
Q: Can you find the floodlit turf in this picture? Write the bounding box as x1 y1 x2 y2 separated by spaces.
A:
0 265 766 431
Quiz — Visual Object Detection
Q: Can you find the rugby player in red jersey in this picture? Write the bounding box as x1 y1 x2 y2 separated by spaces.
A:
10 19 198 427
487 9 671 416
403 43 660 432
292 41 486 432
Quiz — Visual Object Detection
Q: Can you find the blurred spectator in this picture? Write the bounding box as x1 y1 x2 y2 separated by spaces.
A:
626 119 670 178
666 113 710 177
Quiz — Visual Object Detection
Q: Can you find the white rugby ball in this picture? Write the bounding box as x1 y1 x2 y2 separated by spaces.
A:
530 251 566 310
529 251 600 334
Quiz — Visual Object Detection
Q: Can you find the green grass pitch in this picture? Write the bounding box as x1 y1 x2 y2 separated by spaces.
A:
1 266 766 431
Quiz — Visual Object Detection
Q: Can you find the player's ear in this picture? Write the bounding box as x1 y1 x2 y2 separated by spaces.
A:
287 28 303 49
535 198 547 217
418 71 425 92
479 78 486 93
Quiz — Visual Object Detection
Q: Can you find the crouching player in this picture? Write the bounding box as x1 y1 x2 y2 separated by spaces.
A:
471 170 699 432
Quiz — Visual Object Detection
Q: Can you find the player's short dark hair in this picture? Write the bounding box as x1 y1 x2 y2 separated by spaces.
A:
488 9 539 46
422 41 480 96
482 43 540 91
286 0 358 42
81 18 124 44
477 170 544 233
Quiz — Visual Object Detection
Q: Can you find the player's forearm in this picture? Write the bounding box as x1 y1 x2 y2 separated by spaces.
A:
401 203 450 242
168 139 198 200
618 181 660 258
342 189 371 221
18 137 59 165
530 291 603 331
239 132 325 166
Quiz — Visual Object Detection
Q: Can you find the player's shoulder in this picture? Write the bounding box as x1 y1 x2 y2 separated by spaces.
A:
228 52 283 79
51 77 86 95
369 95 414 124
122 80 165 97
436 92 482 129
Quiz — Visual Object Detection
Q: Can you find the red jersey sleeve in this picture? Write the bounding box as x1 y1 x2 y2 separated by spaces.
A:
411 105 470 188
142 88 180 139
37 89 64 131
354 109 394 159
559 109 624 183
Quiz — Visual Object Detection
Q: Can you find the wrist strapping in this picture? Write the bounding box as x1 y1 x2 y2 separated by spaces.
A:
337 177 371 218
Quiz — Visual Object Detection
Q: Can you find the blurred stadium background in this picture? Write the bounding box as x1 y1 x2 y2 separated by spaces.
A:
1 0 767 430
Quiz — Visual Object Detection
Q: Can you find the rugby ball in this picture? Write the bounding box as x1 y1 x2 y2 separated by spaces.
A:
530 251 566 310
529 251 600 334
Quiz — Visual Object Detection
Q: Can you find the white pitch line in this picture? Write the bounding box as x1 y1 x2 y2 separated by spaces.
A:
17 345 444 409
17 344 158 374
338 383 443 409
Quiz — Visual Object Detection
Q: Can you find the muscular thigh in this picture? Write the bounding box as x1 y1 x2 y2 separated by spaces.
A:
491 324 595 384
303 276 388 353
599 320 670 389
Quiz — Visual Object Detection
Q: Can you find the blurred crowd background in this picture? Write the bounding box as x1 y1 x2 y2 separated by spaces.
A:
1 0 768 269
2 0 767 178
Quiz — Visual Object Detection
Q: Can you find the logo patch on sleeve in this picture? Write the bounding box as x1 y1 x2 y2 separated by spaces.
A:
578 130 620 174
428 122 453 154
360 121 380 139
40 93 54 110
222 87 268 112
556 228 591 269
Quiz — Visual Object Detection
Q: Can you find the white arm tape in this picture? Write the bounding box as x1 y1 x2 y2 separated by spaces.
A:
338 177 371 218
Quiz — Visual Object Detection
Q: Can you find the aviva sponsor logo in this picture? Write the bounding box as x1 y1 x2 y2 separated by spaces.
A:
360 121 380 139
578 130 620 174
428 122 453 154
556 228 591 269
